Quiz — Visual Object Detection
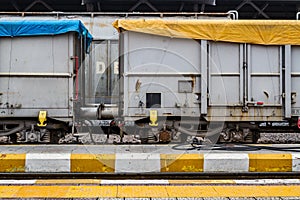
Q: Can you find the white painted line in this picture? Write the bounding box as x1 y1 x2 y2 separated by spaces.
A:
101 179 169 185
235 179 300 185
203 153 249 172
0 180 37 185
115 153 161 173
292 153 300 172
25 153 70 172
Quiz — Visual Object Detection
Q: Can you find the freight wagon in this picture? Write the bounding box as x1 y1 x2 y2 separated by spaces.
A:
107 19 300 143
0 20 92 143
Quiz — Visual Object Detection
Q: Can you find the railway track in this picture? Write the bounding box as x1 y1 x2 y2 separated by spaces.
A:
1 172 300 180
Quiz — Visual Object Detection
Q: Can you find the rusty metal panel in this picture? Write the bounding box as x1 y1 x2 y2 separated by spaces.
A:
207 107 283 122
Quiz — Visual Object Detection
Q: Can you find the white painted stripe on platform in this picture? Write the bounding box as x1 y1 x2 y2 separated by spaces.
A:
292 153 300 172
101 179 169 185
235 179 300 185
203 153 249 172
25 153 71 172
0 180 37 185
115 153 161 173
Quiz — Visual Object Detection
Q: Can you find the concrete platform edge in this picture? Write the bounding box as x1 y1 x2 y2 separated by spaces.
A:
0 152 299 173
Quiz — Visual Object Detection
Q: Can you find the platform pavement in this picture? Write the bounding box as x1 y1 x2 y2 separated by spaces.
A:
0 144 299 173
2 179 300 198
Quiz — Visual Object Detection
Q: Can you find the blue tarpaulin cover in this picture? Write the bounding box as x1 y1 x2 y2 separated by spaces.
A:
0 20 93 50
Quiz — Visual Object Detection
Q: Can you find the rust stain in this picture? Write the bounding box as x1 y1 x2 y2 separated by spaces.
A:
0 154 6 158
97 23 108 28
85 22 108 28
191 75 196 89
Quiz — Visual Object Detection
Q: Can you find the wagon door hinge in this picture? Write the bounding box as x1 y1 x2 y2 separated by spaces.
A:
242 61 248 112
243 61 247 69
242 105 248 112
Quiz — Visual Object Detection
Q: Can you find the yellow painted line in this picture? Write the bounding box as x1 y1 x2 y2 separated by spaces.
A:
71 154 115 173
249 154 292 172
35 179 101 184
160 154 204 172
1 185 300 198
233 185 300 197
168 180 236 184
118 186 169 198
0 154 26 172
0 186 116 198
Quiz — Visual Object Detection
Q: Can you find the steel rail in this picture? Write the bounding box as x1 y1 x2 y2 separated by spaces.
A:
0 172 300 180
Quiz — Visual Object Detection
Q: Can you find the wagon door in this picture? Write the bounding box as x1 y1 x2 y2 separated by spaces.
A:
208 42 242 106
248 45 282 107
207 41 243 121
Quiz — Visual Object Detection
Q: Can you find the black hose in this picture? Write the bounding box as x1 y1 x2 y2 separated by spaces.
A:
172 141 300 152
172 143 261 151
0 123 24 136
177 126 222 137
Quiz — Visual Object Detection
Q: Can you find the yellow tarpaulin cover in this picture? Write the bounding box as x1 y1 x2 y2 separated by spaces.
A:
113 19 300 45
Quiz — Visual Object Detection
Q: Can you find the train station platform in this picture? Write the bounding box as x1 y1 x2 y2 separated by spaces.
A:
1 179 300 198
0 144 299 173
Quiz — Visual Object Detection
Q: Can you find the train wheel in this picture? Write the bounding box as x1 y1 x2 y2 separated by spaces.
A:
244 131 259 143
50 130 63 144
9 133 17 144
252 131 260 143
